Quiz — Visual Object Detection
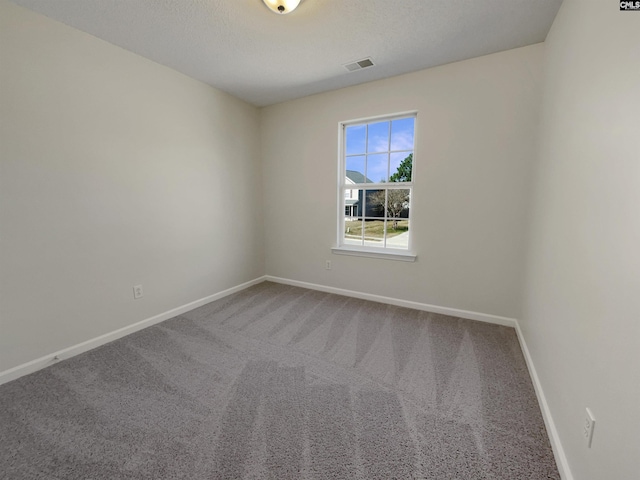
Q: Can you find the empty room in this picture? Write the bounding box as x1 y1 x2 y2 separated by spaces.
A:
1 0 638 479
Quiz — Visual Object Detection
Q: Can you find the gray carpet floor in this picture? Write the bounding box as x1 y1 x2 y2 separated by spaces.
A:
0 281 560 479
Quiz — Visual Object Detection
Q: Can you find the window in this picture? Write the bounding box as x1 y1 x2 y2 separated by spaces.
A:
333 112 416 261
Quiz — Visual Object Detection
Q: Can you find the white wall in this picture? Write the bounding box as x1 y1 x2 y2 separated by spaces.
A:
261 44 544 319
0 1 264 373
521 1 640 479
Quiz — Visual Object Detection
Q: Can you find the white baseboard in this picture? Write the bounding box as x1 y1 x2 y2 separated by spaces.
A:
515 321 573 480
265 275 517 327
0 276 267 386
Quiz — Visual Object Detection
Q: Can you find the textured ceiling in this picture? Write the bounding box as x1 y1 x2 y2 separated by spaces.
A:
10 0 563 106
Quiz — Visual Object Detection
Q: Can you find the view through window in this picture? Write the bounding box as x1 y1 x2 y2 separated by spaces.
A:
339 114 415 251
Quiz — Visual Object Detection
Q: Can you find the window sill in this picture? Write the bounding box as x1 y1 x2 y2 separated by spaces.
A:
331 246 417 262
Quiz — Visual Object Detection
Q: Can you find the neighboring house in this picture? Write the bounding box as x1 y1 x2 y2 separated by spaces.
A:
345 170 371 218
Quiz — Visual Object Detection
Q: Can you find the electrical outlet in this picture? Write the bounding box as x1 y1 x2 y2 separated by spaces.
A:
583 408 595 448
133 284 143 299
325 260 332 270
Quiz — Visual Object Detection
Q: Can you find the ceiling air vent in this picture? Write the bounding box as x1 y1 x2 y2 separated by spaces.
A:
343 57 375 72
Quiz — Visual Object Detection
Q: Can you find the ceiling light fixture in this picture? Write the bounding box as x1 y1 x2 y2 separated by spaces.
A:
262 0 301 15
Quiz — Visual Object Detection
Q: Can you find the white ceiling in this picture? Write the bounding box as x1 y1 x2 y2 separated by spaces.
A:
10 0 563 107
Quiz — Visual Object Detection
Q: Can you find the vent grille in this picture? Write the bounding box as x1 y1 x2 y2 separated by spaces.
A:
343 57 375 72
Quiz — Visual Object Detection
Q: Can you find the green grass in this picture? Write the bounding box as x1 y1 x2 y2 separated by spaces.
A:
344 220 408 241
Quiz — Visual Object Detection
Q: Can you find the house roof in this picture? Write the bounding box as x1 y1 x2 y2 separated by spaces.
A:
346 170 373 184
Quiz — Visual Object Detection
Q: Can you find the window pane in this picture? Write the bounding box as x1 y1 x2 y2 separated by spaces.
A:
367 121 390 153
389 152 412 183
344 219 363 246
390 118 415 151
386 189 410 220
346 156 366 183
385 219 410 249
366 153 389 183
364 189 386 218
346 125 366 155
344 188 362 219
363 220 385 247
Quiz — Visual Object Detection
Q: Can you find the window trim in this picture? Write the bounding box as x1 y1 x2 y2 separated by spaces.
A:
335 111 418 261
331 246 417 262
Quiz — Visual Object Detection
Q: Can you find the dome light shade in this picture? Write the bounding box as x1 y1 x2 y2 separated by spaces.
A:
262 0 301 14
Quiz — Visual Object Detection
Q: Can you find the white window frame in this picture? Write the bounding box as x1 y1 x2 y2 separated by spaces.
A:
332 111 417 262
